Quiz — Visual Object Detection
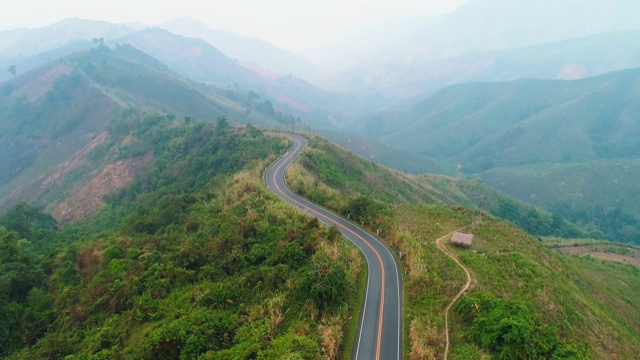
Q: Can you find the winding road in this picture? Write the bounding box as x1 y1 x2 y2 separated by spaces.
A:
265 134 403 360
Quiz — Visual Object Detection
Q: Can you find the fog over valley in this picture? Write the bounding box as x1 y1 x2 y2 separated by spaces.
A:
1 1 640 359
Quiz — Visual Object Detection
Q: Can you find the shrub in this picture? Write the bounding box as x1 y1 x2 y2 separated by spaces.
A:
454 292 587 359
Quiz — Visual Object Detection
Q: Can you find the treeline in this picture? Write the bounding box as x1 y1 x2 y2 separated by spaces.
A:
0 116 359 359
492 200 586 239
0 204 59 353
552 203 640 244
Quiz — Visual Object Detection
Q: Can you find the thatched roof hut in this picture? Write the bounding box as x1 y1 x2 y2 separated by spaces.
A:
451 232 473 247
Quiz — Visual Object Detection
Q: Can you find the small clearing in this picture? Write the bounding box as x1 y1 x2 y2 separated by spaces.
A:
558 245 640 266
53 152 154 223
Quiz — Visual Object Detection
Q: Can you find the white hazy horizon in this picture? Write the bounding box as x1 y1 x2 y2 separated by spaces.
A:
0 0 467 53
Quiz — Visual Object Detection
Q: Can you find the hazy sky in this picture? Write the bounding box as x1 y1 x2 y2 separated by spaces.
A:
0 0 467 52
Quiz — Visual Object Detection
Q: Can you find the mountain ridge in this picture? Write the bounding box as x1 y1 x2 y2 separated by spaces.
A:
349 66 640 170
329 29 640 99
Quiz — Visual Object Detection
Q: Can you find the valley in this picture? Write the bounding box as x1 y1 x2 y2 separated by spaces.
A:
2 2 640 358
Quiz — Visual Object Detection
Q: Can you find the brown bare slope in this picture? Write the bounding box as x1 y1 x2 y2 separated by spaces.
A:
53 152 154 223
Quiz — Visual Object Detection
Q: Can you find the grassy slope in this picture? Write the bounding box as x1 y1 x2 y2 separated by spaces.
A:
290 137 582 238
322 130 456 175
286 135 640 359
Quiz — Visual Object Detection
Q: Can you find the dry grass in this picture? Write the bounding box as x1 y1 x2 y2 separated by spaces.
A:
409 319 442 360
318 316 344 360
266 293 286 338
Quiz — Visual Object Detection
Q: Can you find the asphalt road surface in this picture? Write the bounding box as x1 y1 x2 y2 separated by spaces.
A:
265 134 403 360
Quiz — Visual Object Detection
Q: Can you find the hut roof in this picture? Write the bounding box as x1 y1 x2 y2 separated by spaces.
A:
451 232 473 247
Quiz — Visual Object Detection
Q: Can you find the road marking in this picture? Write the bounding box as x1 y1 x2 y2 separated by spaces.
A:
268 136 388 360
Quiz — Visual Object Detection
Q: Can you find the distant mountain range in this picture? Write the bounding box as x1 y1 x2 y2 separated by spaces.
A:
350 67 640 171
0 18 136 57
0 17 320 81
409 0 640 59
118 28 265 87
329 30 640 99
161 18 321 82
347 66 640 243
323 0 640 100
1 20 379 130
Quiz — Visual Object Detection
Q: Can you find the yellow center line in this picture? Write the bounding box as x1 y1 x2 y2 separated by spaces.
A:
270 137 386 360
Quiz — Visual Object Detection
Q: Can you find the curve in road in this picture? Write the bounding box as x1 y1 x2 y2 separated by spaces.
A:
265 134 403 360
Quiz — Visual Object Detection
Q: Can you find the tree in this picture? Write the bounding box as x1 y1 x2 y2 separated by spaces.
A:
454 292 588 359
0 203 57 242
260 100 276 116
92 37 105 48
216 116 229 135
296 258 348 312
247 90 260 101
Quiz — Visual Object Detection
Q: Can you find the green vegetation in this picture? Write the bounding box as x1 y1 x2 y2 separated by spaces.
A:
286 136 640 359
290 136 582 239
454 292 585 359
322 130 456 175
0 120 362 359
0 43 281 211
351 67 640 169
348 68 640 244
480 159 640 244
0 65 118 189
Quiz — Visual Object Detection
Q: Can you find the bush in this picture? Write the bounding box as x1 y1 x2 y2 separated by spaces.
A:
454 292 587 359
296 257 348 313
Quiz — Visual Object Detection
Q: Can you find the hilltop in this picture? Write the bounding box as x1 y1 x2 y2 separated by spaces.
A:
160 17 321 82
0 120 364 359
0 20 377 130
0 43 282 214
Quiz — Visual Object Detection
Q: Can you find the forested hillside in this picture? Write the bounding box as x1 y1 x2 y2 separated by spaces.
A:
0 43 284 213
0 119 361 359
480 160 640 244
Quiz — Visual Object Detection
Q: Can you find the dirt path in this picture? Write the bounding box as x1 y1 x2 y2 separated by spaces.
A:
435 232 473 360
